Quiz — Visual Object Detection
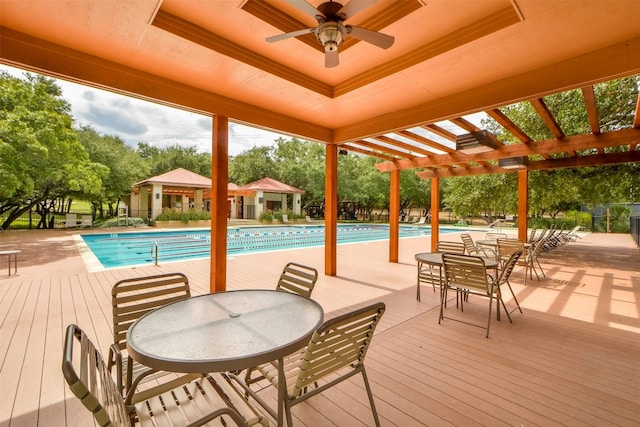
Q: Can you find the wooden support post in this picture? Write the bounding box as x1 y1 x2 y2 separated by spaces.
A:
389 169 400 262
325 144 337 276
210 115 228 293
518 169 528 241
430 177 440 252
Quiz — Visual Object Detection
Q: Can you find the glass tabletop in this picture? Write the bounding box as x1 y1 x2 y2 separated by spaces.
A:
127 289 324 373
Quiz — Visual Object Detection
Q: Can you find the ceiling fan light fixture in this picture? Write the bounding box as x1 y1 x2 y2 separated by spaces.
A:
317 22 345 51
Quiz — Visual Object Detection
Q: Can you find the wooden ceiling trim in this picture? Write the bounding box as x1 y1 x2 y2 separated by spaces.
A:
152 10 333 97
333 6 520 97
352 140 415 159
449 117 480 133
371 135 434 157
416 150 640 178
339 144 396 161
486 109 532 143
581 86 601 134
396 130 455 153
242 0 322 53
334 37 640 143
376 127 640 172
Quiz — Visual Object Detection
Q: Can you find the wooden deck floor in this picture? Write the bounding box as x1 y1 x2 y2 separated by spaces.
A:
0 227 638 426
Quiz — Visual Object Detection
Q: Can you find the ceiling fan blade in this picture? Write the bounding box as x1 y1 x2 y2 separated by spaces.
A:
338 0 377 20
266 28 315 43
347 26 394 49
284 0 323 19
325 50 339 68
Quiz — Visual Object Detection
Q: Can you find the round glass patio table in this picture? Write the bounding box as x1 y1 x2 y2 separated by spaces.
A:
126 289 324 374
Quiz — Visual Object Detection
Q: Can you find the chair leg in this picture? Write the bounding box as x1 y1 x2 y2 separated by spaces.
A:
486 284 494 338
361 367 381 427
505 279 523 313
285 398 294 427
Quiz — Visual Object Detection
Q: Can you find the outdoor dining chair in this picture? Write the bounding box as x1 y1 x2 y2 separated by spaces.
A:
417 240 467 300
274 262 318 299
244 262 318 387
496 238 525 269
492 250 524 315
108 272 196 402
460 233 492 257
63 324 267 427
238 302 386 427
440 253 513 338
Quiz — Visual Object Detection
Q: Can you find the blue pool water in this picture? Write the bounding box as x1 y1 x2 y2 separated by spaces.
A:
81 224 459 269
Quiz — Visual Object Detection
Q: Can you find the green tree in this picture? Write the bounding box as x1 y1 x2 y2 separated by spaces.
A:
0 72 103 229
228 145 276 185
77 126 149 217
144 144 212 177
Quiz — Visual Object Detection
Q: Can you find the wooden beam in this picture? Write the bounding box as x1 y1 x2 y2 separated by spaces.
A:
416 149 640 178
210 115 228 293
450 117 481 133
396 130 456 153
530 98 565 139
421 124 457 142
377 127 640 172
338 145 397 161
486 109 532 143
372 135 435 157
581 86 601 135
352 140 417 159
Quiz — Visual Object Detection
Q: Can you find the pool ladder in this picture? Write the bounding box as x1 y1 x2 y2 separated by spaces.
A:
151 240 159 266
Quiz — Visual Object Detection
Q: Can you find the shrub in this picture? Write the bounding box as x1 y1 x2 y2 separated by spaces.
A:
155 209 211 223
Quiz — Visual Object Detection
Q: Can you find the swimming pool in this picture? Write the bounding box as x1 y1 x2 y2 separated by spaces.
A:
80 224 460 269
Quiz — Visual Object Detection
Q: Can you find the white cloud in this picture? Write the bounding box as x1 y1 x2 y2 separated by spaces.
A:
0 64 286 156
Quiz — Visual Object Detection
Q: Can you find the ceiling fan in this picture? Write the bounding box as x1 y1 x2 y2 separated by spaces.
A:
266 0 395 68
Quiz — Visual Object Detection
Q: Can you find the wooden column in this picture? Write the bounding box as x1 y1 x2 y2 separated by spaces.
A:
210 115 228 293
325 144 337 276
389 169 400 262
518 169 529 241
430 177 440 252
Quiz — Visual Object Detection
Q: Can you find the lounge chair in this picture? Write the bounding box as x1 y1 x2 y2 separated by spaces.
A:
282 214 291 223
81 215 92 227
64 213 77 228
416 216 427 225
240 302 386 427
63 324 266 427
305 215 315 223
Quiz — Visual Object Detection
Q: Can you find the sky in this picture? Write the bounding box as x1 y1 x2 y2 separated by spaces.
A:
0 64 287 156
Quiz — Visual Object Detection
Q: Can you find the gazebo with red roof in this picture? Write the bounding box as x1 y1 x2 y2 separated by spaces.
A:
128 169 304 221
